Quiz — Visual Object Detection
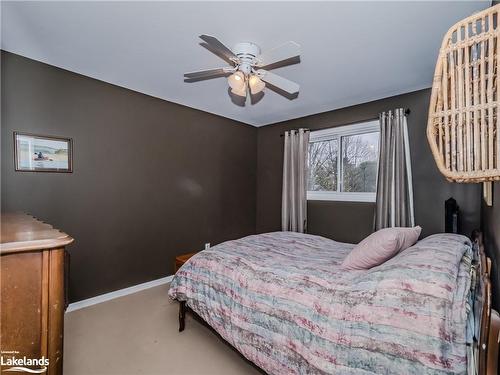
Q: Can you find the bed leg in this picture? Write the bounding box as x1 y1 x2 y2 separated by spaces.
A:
179 301 186 332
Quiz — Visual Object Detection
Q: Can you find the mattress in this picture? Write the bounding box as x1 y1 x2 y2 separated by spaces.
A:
168 231 473 375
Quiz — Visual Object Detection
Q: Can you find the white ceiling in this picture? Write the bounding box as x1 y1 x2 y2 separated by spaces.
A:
1 1 491 127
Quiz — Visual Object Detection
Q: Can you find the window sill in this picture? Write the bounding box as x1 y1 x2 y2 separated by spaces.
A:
307 191 376 203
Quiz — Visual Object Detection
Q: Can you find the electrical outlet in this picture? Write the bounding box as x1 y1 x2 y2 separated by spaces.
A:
204 243 210 250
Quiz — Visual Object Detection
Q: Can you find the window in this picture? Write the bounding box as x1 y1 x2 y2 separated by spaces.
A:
307 120 380 202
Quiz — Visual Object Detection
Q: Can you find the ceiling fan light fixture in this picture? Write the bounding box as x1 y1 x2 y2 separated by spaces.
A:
227 71 245 90
249 75 265 95
231 83 247 97
185 35 301 102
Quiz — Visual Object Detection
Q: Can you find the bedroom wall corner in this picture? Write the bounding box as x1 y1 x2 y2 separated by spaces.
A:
1 51 258 302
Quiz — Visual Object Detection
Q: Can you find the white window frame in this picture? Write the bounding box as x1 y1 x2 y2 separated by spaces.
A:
307 120 380 203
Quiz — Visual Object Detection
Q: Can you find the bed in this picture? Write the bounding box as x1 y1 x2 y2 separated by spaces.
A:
168 231 498 374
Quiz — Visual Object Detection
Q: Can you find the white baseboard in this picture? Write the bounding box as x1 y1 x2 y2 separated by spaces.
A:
66 275 174 313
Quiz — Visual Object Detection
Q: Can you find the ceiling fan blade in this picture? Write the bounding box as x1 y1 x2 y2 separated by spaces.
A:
184 67 233 79
199 34 238 61
257 41 300 67
257 70 299 95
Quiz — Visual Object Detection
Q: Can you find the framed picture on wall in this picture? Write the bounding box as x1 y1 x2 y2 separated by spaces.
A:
14 132 73 173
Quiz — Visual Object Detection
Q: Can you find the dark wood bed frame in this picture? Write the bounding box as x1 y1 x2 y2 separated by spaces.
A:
472 230 500 375
177 231 500 374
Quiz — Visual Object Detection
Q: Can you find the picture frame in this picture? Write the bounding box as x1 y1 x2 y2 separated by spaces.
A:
14 132 73 173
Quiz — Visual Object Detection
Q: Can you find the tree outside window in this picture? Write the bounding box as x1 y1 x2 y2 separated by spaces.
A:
307 121 379 202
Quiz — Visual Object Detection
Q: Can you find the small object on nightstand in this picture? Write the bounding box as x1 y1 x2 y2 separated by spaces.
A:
174 252 197 272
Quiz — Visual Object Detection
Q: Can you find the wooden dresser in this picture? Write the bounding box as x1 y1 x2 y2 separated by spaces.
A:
0 213 73 375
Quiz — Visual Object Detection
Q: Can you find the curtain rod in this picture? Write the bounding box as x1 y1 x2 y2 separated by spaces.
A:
279 108 411 137
280 129 310 137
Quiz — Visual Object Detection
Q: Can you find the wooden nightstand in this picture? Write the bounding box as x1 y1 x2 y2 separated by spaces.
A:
174 252 197 272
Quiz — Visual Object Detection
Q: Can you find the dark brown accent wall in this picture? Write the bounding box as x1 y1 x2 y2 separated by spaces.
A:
2 52 486 305
482 182 500 310
1 52 257 302
256 89 482 243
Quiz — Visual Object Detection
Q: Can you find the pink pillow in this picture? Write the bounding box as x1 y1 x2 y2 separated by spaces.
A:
342 226 422 270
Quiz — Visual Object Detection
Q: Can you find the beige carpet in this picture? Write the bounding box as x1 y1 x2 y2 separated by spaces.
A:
64 284 262 375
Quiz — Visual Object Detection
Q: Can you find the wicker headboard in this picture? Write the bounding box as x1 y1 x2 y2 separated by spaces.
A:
471 230 499 375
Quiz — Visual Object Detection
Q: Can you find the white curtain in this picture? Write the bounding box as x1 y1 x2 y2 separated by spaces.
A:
282 128 310 232
375 108 415 230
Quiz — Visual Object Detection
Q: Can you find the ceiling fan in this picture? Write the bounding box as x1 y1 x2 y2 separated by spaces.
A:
184 35 301 100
